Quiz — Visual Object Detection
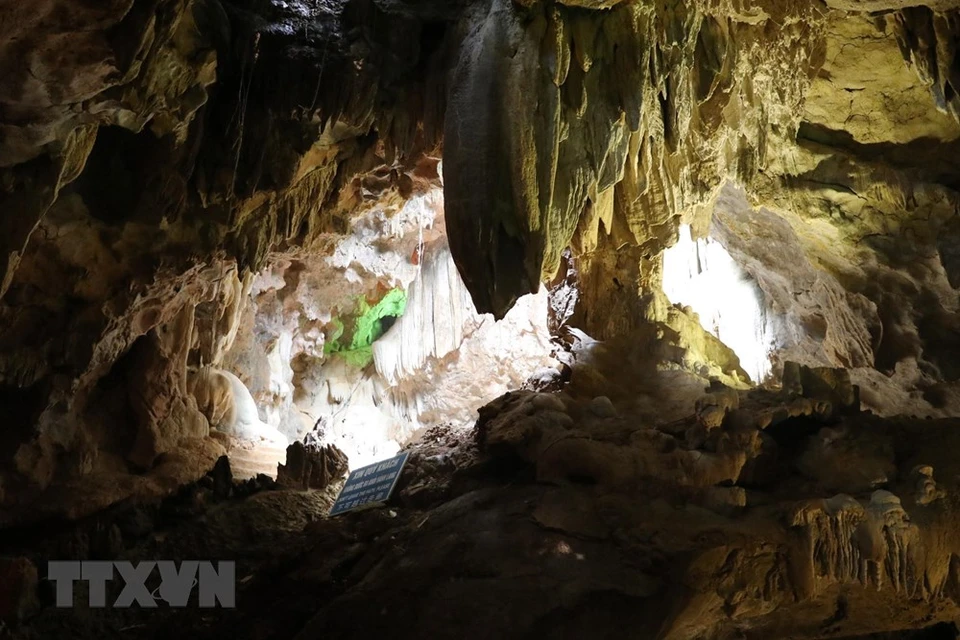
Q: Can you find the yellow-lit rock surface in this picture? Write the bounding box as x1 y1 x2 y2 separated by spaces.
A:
3 0 960 637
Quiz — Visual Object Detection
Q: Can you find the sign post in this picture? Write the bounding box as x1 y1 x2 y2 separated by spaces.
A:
329 452 410 516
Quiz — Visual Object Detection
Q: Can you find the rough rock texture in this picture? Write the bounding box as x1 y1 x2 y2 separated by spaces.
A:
2 0 958 508
276 440 349 490
444 0 827 316
218 187 557 469
0 0 458 516
4 0 960 637
8 348 960 640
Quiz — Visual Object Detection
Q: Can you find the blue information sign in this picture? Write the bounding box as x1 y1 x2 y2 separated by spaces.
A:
329 452 410 516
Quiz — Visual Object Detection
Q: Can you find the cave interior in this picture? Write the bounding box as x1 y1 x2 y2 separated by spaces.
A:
3 0 960 638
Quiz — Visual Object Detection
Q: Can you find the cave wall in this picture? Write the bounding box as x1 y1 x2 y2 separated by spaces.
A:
6 0 960 638
0 0 456 519
1 0 960 545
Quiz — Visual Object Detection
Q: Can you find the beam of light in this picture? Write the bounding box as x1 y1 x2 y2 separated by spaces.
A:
662 225 772 383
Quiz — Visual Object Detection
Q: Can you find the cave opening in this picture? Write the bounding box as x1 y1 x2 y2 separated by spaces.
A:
662 222 775 384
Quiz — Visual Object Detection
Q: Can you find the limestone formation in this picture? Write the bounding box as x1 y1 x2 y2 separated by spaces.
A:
3 0 960 637
188 366 287 443
276 440 349 491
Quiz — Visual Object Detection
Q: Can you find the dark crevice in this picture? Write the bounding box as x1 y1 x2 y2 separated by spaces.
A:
796 121 960 190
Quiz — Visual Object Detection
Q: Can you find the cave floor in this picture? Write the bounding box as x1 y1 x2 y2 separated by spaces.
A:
2 425 485 640
5 411 960 640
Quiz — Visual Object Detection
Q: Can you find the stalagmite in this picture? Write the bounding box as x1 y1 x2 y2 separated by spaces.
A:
189 367 287 444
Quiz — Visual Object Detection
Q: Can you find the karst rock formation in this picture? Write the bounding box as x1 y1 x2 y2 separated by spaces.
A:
3 0 960 638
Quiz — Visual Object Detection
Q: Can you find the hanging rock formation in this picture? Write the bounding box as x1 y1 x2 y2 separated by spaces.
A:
3 0 960 637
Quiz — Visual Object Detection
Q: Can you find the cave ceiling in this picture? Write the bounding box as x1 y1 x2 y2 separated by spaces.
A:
3 0 960 636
